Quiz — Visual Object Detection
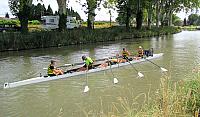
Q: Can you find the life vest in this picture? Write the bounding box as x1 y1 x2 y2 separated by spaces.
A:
85 57 93 66
47 65 54 75
122 50 130 57
138 49 144 56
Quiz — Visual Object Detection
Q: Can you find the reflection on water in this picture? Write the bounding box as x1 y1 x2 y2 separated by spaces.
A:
0 31 200 116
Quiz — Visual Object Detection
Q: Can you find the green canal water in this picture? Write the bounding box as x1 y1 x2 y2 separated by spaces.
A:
0 31 200 116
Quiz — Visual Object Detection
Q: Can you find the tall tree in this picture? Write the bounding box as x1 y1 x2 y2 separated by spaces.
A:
8 0 33 33
56 0 67 31
79 0 102 29
5 12 10 18
46 5 53 16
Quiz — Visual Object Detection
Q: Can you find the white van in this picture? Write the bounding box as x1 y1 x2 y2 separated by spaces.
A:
41 16 80 30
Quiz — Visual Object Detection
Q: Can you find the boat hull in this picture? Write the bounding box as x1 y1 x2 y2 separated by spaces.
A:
4 53 163 89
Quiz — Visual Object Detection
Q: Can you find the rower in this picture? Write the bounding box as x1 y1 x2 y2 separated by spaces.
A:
121 48 133 61
137 46 144 58
122 48 130 59
77 56 94 71
47 60 64 76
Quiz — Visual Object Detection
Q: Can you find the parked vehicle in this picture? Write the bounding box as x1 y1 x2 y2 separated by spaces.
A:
0 24 20 32
41 16 81 30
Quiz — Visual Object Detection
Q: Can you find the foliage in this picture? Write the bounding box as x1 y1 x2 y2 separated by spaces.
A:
8 0 33 33
5 13 10 18
46 5 53 16
58 13 67 31
188 14 199 25
67 7 82 20
172 14 183 26
0 26 180 51
0 20 19 25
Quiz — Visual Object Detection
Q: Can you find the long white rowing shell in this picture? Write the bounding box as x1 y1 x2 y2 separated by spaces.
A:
3 53 163 89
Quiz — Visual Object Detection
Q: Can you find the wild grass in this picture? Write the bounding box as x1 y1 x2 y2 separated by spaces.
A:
79 69 200 117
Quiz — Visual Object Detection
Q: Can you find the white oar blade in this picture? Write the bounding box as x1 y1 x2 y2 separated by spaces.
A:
64 64 71 66
161 67 168 72
43 68 48 70
138 72 144 78
113 78 118 84
83 86 89 93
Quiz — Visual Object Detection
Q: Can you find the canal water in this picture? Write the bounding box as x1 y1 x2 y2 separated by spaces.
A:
0 31 200 116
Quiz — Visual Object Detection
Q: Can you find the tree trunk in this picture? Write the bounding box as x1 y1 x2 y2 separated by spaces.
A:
156 2 160 28
57 0 67 31
18 4 31 33
87 0 95 30
87 12 93 29
136 0 143 30
168 10 173 26
126 7 131 31
136 10 143 30
147 2 153 29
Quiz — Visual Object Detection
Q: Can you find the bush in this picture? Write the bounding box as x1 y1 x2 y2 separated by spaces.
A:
0 26 181 51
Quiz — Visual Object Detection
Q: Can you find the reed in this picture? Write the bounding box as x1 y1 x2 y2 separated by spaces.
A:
80 70 200 117
0 26 181 52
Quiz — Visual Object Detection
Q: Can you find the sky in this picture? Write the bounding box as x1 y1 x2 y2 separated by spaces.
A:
0 0 195 21
0 0 118 21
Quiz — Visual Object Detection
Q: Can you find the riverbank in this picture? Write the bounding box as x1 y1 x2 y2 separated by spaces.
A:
0 26 181 52
85 71 200 117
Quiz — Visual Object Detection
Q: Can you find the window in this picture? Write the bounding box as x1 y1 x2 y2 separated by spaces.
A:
49 19 54 23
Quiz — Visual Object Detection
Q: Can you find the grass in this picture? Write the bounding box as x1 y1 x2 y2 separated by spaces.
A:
0 26 181 52
78 69 200 117
180 25 199 31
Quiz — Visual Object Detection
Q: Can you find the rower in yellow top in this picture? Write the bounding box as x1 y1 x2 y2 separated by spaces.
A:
47 60 64 76
78 56 94 71
122 48 131 59
137 46 144 58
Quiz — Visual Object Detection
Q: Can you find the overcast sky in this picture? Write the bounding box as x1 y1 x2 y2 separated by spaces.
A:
0 0 118 21
0 0 194 21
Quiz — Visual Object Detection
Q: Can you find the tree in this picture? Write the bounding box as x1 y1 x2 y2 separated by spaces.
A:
8 0 33 33
172 14 182 26
56 0 67 31
79 0 102 29
5 13 10 18
188 14 199 25
46 5 53 16
66 8 81 20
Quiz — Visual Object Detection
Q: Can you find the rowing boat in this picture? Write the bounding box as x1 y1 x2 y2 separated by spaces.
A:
3 53 163 89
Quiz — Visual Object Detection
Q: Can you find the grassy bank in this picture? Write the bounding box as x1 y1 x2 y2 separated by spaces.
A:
81 71 200 117
0 26 181 52
181 25 199 31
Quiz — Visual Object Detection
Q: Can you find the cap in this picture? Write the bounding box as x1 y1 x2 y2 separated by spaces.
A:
51 60 56 63
82 55 86 60
139 46 142 49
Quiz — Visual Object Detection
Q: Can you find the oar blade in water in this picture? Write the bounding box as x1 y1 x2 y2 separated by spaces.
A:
83 86 89 93
161 67 168 72
43 68 48 70
113 78 118 84
138 72 144 78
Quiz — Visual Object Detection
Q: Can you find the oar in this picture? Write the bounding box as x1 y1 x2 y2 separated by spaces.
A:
125 58 144 78
109 61 119 84
43 62 85 70
83 66 89 93
145 58 168 72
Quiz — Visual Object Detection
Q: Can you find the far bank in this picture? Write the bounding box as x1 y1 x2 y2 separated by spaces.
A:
0 26 181 52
